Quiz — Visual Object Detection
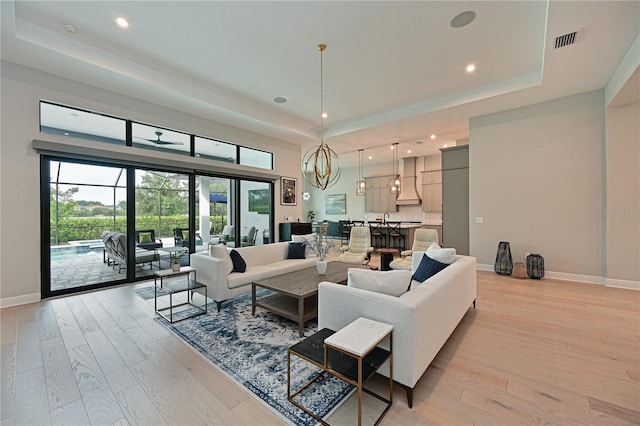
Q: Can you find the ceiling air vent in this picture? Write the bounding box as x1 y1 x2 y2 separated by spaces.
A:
555 31 577 49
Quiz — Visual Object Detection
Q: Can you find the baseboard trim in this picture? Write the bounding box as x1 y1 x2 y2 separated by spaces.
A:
0 292 41 308
476 264 613 286
605 278 640 290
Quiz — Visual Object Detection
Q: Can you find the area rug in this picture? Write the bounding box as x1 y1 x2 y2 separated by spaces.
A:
135 286 353 425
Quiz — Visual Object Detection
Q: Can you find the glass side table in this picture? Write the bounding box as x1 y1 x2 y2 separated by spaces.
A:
287 317 393 425
154 266 207 323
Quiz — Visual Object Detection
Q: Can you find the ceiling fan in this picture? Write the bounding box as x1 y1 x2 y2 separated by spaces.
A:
137 130 183 146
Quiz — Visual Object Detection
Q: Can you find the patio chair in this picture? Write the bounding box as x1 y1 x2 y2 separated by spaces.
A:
240 226 258 247
134 229 163 250
337 225 373 264
212 224 235 245
173 228 202 247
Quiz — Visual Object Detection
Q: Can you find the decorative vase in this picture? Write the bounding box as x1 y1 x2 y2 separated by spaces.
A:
171 262 181 272
316 259 328 275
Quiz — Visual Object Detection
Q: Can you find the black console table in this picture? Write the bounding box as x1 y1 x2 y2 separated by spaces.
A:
279 222 312 242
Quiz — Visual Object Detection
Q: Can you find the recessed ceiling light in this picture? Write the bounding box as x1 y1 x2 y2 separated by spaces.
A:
430 134 436 139
64 132 69 136
273 96 287 104
116 17 129 28
390 145 395 150
368 156 373 160
407 149 412 154
321 112 328 119
443 144 448 148
466 64 476 73
450 11 476 29
63 22 76 33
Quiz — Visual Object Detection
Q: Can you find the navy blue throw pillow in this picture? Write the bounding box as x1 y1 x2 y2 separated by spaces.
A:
287 242 306 259
411 254 449 284
229 249 246 273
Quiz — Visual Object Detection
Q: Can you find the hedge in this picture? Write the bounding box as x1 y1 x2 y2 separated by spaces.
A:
51 214 227 244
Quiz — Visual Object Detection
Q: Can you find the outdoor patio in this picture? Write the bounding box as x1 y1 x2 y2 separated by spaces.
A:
50 237 208 291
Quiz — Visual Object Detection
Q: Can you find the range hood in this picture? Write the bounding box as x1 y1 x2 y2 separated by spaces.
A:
396 157 422 205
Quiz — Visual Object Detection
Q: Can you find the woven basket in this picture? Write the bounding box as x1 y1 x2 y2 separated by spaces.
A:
512 262 527 279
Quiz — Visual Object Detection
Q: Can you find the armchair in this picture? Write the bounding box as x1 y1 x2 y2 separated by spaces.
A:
336 225 373 264
240 226 258 247
135 229 163 250
390 228 439 270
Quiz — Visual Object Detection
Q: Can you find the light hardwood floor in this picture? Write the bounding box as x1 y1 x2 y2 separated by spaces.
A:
1 255 639 425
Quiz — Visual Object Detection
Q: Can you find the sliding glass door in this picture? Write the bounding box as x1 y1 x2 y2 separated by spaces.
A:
239 180 273 247
43 158 275 298
134 169 190 278
46 159 127 296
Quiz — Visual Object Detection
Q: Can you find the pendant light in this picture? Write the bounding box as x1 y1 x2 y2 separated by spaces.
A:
302 44 341 190
389 143 401 193
302 171 311 201
356 149 366 196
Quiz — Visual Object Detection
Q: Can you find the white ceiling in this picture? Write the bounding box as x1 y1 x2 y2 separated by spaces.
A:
1 1 638 167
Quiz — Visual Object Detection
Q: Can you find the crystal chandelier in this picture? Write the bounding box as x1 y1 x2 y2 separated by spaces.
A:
302 44 341 190
356 149 366 196
389 143 401 193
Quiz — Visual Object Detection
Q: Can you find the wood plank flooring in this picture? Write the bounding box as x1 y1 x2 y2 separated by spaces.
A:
1 254 638 425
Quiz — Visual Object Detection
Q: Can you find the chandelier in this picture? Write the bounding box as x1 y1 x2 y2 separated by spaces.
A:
389 143 401 193
356 149 366 196
302 44 341 190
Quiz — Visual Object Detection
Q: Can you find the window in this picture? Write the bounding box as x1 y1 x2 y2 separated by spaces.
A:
40 101 275 170
131 123 191 156
240 146 273 169
40 102 125 145
195 136 236 163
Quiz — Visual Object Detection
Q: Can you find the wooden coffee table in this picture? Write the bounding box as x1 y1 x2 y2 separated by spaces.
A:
251 261 367 337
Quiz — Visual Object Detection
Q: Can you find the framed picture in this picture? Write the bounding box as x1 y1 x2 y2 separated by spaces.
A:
280 177 297 206
325 194 347 215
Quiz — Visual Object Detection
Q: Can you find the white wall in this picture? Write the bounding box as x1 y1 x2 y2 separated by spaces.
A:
605 101 640 285
0 61 303 305
469 91 607 280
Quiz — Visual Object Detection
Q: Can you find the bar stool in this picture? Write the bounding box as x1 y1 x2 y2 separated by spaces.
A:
338 220 352 245
369 221 386 249
386 221 405 251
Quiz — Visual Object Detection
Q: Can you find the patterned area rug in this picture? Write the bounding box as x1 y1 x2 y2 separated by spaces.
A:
135 286 353 425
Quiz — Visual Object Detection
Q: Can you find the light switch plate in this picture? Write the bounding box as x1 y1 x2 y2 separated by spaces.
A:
475 217 483 224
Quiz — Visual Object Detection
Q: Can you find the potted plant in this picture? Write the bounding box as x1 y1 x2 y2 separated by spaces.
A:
307 210 316 222
170 252 185 272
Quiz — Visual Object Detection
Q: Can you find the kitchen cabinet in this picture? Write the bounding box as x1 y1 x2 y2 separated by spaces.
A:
364 176 398 213
421 170 442 212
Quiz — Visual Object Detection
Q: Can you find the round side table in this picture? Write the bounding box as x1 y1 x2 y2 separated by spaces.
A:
378 248 398 271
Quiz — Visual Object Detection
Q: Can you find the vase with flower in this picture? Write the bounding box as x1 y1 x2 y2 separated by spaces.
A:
303 235 334 275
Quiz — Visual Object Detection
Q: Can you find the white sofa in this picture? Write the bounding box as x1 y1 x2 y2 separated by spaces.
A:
190 242 316 311
317 251 477 408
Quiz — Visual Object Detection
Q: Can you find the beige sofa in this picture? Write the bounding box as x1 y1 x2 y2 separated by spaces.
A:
317 251 477 408
190 242 316 311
